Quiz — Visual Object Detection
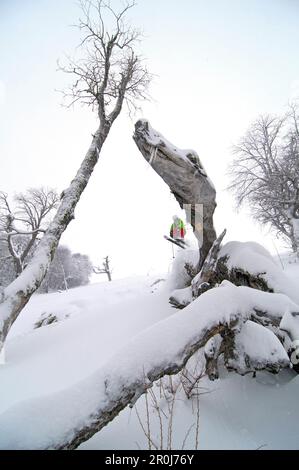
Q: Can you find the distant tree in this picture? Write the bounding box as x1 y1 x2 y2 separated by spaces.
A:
93 255 112 281
39 246 72 293
39 246 93 292
68 252 93 288
0 0 151 351
0 188 59 278
228 102 299 253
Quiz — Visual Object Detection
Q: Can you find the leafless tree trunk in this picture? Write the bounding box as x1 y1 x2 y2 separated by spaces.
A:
93 255 112 281
0 0 151 353
58 254 69 291
192 229 227 298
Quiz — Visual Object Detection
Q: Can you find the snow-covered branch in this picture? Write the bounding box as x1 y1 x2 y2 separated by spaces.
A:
0 282 294 450
7 229 45 237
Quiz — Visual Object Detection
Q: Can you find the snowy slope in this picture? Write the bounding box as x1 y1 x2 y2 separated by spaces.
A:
1 277 171 413
0 269 298 449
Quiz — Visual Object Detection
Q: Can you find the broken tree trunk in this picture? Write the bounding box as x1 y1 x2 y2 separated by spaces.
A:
133 120 217 269
192 229 227 298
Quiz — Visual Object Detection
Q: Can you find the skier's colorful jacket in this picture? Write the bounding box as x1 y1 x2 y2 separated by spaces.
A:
170 219 186 239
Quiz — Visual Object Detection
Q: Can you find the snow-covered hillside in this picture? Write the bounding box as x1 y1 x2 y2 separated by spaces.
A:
0 260 298 450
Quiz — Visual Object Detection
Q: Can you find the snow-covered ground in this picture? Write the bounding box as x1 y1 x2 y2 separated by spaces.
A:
0 260 298 449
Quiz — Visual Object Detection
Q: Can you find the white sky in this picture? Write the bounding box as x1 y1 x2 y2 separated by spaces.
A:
1 0 299 279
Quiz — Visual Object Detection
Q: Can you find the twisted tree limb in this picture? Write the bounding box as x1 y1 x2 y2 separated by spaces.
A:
133 120 217 269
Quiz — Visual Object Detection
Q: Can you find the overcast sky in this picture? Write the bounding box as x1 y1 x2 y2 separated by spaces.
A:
1 0 299 279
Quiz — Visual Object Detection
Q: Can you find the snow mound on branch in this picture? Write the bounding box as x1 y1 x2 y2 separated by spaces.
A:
230 321 289 374
0 281 296 449
167 249 199 291
169 286 192 308
220 241 277 273
219 241 299 305
137 119 209 176
280 312 299 341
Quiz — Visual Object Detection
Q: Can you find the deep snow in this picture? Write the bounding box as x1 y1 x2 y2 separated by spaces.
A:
0 260 298 449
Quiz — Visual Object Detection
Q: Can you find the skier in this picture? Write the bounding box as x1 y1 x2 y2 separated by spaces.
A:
170 215 186 244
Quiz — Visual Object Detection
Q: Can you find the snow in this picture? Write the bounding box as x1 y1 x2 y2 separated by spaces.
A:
280 311 299 342
204 334 222 359
169 286 192 307
138 119 193 161
4 245 50 298
219 241 299 305
139 119 214 186
0 250 299 449
166 248 199 290
0 277 298 449
0 244 53 334
78 367 299 450
231 321 289 374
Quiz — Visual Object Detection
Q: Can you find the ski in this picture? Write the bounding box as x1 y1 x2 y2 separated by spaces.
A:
164 235 187 249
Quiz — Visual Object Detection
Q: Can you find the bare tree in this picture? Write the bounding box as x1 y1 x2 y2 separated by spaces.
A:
93 255 112 281
0 0 151 353
39 246 93 293
0 188 59 277
59 0 151 115
228 103 299 253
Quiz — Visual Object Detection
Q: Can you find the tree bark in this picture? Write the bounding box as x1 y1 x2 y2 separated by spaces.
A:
192 229 227 298
288 202 299 256
133 120 217 270
0 125 109 352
